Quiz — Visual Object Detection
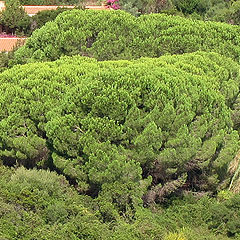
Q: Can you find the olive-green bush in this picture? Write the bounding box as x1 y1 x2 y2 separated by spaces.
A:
0 166 239 239
11 10 240 65
0 166 111 240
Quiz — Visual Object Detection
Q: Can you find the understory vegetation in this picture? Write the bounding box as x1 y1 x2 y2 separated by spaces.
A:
0 7 240 240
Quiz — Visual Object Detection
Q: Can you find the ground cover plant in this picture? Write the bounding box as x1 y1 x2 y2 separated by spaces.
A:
0 51 240 239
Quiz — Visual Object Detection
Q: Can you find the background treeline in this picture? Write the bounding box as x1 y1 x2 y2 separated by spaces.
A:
0 51 240 239
2 0 240 38
19 0 81 5
9 0 240 24
103 0 240 24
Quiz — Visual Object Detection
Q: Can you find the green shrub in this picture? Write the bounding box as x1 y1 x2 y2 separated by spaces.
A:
119 0 173 16
31 7 72 32
0 0 31 35
0 166 111 239
175 0 198 14
229 0 240 25
205 2 230 22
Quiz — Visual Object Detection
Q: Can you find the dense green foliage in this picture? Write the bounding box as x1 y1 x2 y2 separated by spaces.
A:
0 166 111 239
1 166 239 239
1 52 240 223
11 10 240 65
1 4 240 239
1 53 240 238
0 0 31 35
31 7 71 32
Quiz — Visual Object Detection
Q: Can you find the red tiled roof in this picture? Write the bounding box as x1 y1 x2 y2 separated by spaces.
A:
23 5 109 14
0 37 26 52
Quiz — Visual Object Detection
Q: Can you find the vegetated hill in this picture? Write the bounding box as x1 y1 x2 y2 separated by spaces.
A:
11 10 240 65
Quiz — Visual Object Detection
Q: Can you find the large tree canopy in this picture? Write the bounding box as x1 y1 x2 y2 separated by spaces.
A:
1 52 239 220
11 10 240 65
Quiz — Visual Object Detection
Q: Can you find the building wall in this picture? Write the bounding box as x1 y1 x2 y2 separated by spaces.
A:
0 1 5 11
0 38 26 52
0 1 108 16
